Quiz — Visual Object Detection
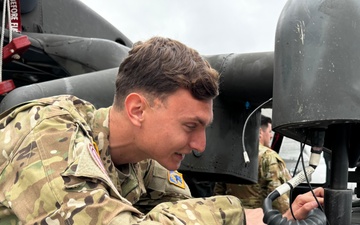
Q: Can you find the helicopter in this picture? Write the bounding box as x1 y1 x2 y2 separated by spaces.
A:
1 0 360 224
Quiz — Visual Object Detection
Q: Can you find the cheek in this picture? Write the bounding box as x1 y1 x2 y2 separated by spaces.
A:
157 129 189 151
145 116 188 149
146 123 176 144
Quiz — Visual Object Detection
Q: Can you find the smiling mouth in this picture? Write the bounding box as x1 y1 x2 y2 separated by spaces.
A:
175 152 186 160
176 151 192 156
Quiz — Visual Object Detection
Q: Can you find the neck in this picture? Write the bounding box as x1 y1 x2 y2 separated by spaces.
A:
108 107 147 165
259 139 265 146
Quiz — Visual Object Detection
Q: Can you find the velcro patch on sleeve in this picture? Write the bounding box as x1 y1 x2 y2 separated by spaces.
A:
168 170 185 189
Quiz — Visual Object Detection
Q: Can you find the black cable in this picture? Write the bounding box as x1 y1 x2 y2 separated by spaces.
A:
289 186 296 220
299 135 330 225
263 131 329 225
289 134 308 220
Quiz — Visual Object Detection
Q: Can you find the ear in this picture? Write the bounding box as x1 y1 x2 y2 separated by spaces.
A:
259 128 263 137
124 93 147 127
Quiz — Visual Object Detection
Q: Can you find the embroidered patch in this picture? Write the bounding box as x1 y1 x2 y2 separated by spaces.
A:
168 170 185 189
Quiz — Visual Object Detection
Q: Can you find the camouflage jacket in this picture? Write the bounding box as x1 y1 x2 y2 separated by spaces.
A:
214 144 292 214
0 95 245 225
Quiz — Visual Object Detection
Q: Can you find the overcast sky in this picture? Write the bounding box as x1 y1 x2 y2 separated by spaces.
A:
80 0 289 55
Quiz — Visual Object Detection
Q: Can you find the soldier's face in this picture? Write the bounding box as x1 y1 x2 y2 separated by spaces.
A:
260 123 273 148
140 88 213 171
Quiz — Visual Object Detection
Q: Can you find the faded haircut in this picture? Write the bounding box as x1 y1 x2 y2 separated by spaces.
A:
113 36 219 109
260 115 272 130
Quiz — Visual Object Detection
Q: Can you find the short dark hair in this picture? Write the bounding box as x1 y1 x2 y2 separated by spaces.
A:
261 115 272 130
113 36 219 109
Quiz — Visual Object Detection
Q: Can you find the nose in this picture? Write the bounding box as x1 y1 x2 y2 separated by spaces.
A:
189 130 206 153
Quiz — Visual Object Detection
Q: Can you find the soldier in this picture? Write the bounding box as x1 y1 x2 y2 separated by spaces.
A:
0 36 322 224
214 115 292 214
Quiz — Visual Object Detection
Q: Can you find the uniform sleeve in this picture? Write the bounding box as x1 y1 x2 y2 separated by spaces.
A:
110 195 246 225
260 151 291 214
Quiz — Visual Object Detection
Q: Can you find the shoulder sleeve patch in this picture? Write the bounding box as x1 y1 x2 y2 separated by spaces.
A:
168 170 185 189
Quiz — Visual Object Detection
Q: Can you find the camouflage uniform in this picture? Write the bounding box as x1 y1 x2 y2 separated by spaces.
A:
214 144 292 214
0 95 245 225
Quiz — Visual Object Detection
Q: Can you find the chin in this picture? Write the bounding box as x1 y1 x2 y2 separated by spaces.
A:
166 165 180 171
162 161 181 171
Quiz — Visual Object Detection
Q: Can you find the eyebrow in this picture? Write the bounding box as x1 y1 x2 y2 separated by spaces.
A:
195 116 213 127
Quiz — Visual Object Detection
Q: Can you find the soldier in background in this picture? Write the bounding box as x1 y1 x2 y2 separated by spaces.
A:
214 115 292 214
0 37 321 225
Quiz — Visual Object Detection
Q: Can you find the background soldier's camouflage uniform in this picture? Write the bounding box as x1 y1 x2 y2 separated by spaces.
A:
0 95 245 225
214 144 292 214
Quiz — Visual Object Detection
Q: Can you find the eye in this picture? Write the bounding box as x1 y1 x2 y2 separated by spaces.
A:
185 123 197 130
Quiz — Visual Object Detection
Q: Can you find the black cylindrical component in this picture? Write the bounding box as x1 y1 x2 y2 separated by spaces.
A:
324 188 352 225
272 0 360 144
328 125 349 189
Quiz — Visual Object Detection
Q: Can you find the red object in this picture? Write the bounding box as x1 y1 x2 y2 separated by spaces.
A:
7 0 22 32
0 79 15 95
2 35 31 63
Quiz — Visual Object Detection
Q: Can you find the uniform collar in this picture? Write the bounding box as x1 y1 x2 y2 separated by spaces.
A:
91 107 138 193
